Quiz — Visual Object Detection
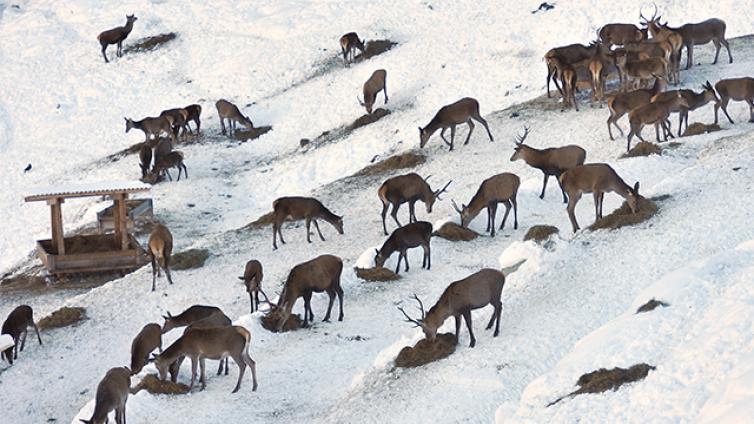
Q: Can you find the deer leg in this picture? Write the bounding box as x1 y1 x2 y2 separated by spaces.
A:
216 357 224 375
381 201 389 235
189 357 198 390
383 84 388 104
747 100 754 123
323 289 336 322
475 114 494 142
485 203 492 233
463 310 476 348
719 97 734 124
165 169 173 181
454 315 461 342
395 252 402 274
567 192 581 232
500 200 511 231
250 292 256 313
101 44 109 63
493 300 502 337
593 192 601 220
489 202 497 237
403 249 410 272
449 125 456 151
713 39 721 64
19 330 27 351
151 255 157 291
686 44 693 70
654 122 661 142
229 354 246 393
304 292 314 324
305 218 312 243
679 111 686 136
272 223 278 250
485 305 497 330
335 284 344 321
198 358 208 390
540 173 549 199
33 324 42 345
722 38 733 63
599 193 605 218
556 174 568 204
313 219 326 241
164 262 174 285
408 201 416 223
390 204 402 228
422 244 430 269
464 119 475 145
243 350 258 391
439 127 450 147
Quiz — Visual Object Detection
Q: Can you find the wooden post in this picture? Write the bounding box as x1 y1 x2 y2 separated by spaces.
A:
48 198 65 255
113 193 129 250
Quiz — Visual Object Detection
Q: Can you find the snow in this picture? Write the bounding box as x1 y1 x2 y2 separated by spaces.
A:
25 180 150 199
0 334 14 351
0 0 753 423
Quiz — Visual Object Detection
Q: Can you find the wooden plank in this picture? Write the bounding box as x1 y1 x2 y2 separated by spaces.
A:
117 194 129 250
25 187 149 202
48 198 65 255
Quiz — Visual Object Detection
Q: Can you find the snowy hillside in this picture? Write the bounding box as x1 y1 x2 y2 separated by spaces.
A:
0 0 753 423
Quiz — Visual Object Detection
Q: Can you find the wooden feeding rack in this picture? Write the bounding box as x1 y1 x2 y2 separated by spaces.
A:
24 181 151 275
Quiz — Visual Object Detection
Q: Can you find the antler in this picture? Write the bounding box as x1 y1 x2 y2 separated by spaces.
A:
424 174 432 181
397 306 422 327
515 126 530 145
411 293 426 319
434 180 452 200
451 199 463 214
357 95 365 106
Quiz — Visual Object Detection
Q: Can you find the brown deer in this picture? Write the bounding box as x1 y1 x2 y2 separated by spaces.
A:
651 82 718 135
152 151 187 181
374 221 432 274
358 69 388 114
340 32 365 65
398 268 505 348
560 64 578 111
419 98 494 151
97 15 137 63
640 13 684 84
138 142 152 178
271 196 343 250
1 305 42 365
153 326 258 393
216 99 254 136
161 305 225 334
615 55 668 90
183 104 202 133
627 92 689 151
129 323 162 375
377 173 451 235
606 76 665 140
588 56 606 102
509 127 586 203
451 173 520 237
598 23 645 47
559 164 640 232
168 311 233 383
125 115 176 144
79 367 131 424
714 77 754 124
160 108 189 140
238 259 264 313
544 41 607 97
147 224 174 291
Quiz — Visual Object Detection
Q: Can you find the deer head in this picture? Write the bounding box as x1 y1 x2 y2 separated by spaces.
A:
509 126 531 161
425 177 452 213
451 199 473 228
160 311 176 334
397 294 437 340
626 182 641 213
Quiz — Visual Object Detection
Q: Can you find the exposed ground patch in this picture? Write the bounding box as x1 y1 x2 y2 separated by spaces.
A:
38 306 86 330
682 122 721 137
123 33 177 55
636 299 670 313
171 248 210 270
548 363 656 406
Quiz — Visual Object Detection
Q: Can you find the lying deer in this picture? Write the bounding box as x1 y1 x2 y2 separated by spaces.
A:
79 367 131 424
651 82 718 135
627 92 689 151
398 268 505 348
509 127 586 203
451 173 520 237
598 23 645 47
377 173 451 235
125 115 176 144
714 77 754 124
559 163 640 232
606 77 665 140
152 151 187 181
148 224 174 291
1 305 42 365
97 15 137 63
358 69 388 114
168 311 233 383
419 98 494 151
184 104 202 133
374 221 432 274
129 323 162 375
340 32 365 65
216 99 254 136
238 260 264 313
271 196 343 250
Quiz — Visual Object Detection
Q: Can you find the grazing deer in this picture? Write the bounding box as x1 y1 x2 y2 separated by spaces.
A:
79 367 131 424
271 254 344 331
598 23 645 47
97 15 137 63
627 92 689 151
125 115 176 144
651 82 718 135
544 41 607 97
419 97 494 151
358 69 388 114
161 305 225 334
451 173 520 237
154 326 258 393
374 221 432 274
560 64 578 111
714 77 754 124
160 108 189 140
1 305 42 365
138 142 152 178
377 173 451 235
606 76 665 140
129 323 162 375
238 260 264 313
216 99 254 136
615 55 668 90
271 196 343 250
184 104 202 133
168 311 233 383
559 164 640 232
152 151 187 181
147 224 174 291
398 268 505 348
509 127 586 203
340 32 365 65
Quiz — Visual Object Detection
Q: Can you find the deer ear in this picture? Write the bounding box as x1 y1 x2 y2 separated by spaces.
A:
374 248 379 255
238 276 245 281
633 182 640 194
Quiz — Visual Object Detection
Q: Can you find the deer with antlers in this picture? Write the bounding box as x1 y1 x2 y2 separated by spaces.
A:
452 173 520 237
377 173 451 235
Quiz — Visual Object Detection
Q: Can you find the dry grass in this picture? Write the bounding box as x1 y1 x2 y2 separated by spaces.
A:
362 39 398 60
621 141 662 158
260 313 302 333
523 225 559 242
394 333 457 368
636 298 670 314
242 211 275 231
38 307 86 330
682 122 721 137
355 267 400 282
548 363 656 406
123 33 177 54
232 125 273 141
354 152 426 177
130 374 190 395
349 108 390 131
589 196 658 231
171 249 210 270
433 222 479 241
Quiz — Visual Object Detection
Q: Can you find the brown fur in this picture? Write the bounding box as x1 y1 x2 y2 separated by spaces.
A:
606 77 665 140
340 32 365 65
80 367 130 424
216 99 253 136
97 15 137 63
1 305 41 365
358 69 388 114
129 323 162 375
147 224 174 291
377 173 450 235
271 197 343 249
419 98 494 151
451 173 520 237
374 221 433 274
238 259 264 313
627 92 689 151
714 77 754 124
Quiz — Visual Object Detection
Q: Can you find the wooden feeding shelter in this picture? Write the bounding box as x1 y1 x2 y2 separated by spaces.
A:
24 181 151 275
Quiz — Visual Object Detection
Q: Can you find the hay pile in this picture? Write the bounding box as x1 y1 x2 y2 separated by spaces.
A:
355 267 400 282
38 307 86 330
354 152 426 177
66 235 117 254
242 211 275 231
349 108 390 131
123 33 177 54
260 313 302 333
362 40 398 60
433 222 479 241
523 225 559 243
130 374 190 395
548 363 656 406
621 141 662 158
589 196 658 231
232 125 273 141
394 333 457 368
682 122 721 137
171 249 210 270
636 298 670 313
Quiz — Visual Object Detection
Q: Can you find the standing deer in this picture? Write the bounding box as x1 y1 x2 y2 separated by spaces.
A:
184 104 202 133
238 260 264 313
714 77 754 124
560 64 578 111
125 115 176 144
358 69 388 114
168 311 233 383
651 82 718 135
544 41 607 97
398 268 505 348
615 55 668 90
588 56 606 102
138 142 152 178
148 224 174 291
161 305 225 334
641 12 684 84
627 92 689 151
97 15 137 63
340 32 365 65
598 23 645 47
451 173 520 237
606 76 666 140
1 305 42 365
559 164 640 232
509 127 586 203
129 323 162 375
79 367 131 424
271 196 343 249
374 221 432 274
377 173 451 235
160 108 190 140
216 99 254 136
152 151 188 181
419 97 494 151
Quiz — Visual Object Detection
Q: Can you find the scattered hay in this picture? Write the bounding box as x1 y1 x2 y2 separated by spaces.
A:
353 152 426 177
123 33 177 54
348 108 391 131
432 222 479 241
232 126 273 141
621 141 662 158
548 363 656 406
523 225 559 243
260 313 302 333
38 307 86 330
65 234 118 254
0 274 47 290
355 267 400 282
171 249 210 270
589 196 658 231
130 374 190 395
682 122 721 137
636 298 670 313
394 333 457 368
361 39 398 60
242 211 275 231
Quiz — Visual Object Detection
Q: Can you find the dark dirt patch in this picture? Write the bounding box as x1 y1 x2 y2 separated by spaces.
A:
123 32 177 55
589 196 658 231
361 40 398 60
621 141 662 158
260 313 302 333
38 307 86 330
353 152 426 177
232 126 273 142
394 333 457 368
355 267 400 282
433 222 479 241
523 225 559 242
131 374 190 395
636 299 670 313
171 249 210 271
682 122 721 137
306 108 391 149
548 363 656 406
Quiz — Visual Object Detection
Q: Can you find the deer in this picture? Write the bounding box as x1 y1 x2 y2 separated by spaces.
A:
419 97 494 151
621 40 674 86
377 173 451 235
639 12 684 84
398 268 505 348
598 23 645 47
559 163 640 232
183 104 202 133
138 142 152 178
559 64 578 111
168 311 233 383
451 173 520 237
588 56 606 102
79 367 131 424
374 221 432 274
544 41 607 97
1 305 42 365
151 151 187 181
627 92 689 151
125 115 176 144
651 81 718 135
97 15 137 63
129 323 162 375
615 54 668 91
509 127 586 203
147 224 174 291
714 77 754 124
216 99 254 136
271 196 343 250
340 32 365 65
153 325 258 393
238 259 264 313
161 305 225 334
160 108 190 140
358 69 388 114
606 76 666 140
